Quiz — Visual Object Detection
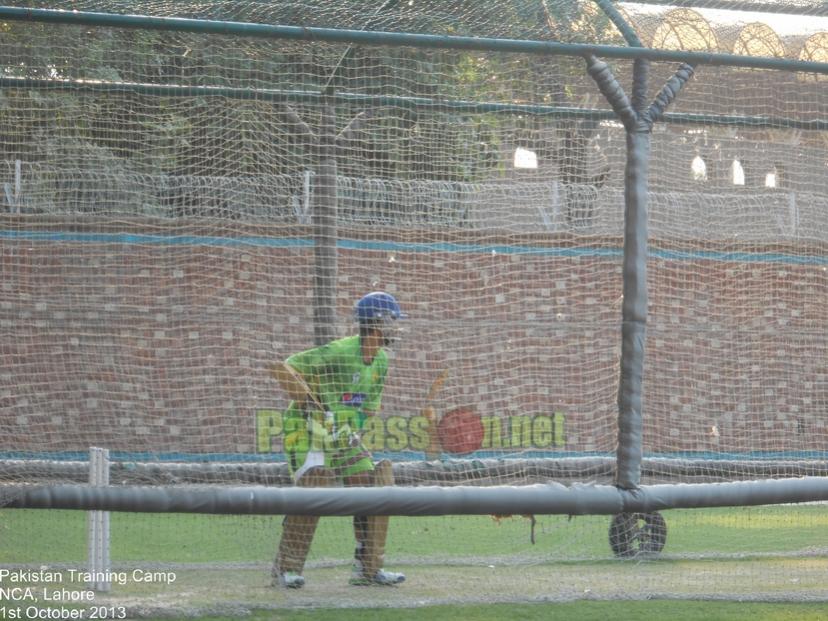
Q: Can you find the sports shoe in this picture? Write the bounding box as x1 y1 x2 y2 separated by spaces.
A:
349 568 405 586
275 571 305 589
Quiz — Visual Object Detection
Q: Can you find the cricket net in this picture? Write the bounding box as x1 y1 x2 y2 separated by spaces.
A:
1 0 827 611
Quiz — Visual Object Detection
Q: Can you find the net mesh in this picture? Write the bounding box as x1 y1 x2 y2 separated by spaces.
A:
1 0 828 610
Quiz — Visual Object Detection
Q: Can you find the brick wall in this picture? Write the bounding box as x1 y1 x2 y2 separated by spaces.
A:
1 218 826 458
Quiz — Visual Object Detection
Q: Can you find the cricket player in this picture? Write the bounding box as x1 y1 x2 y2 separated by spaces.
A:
270 291 406 588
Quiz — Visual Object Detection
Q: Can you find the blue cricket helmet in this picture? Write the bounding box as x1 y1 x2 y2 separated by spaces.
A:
353 291 405 324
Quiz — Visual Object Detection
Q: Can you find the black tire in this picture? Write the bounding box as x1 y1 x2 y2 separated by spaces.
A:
609 512 667 558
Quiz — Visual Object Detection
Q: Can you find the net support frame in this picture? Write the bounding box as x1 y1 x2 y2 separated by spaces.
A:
2 3 828 525
1 6 828 74
5 476 828 516
87 447 111 592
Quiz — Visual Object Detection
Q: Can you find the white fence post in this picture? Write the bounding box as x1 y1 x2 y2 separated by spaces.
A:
788 191 799 238
4 159 21 212
87 447 111 592
14 159 21 210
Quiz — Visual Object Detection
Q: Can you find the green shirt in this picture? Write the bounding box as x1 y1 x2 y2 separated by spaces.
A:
284 335 388 433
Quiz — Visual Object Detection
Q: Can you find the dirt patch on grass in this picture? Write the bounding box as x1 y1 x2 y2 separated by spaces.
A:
80 557 828 616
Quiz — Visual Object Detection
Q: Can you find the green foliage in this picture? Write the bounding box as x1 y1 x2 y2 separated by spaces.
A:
0 1 617 184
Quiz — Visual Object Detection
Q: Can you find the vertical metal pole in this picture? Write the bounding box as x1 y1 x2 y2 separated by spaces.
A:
312 98 338 345
303 169 312 223
585 53 651 491
615 126 649 490
788 191 799 236
613 58 693 490
87 447 111 592
590 0 650 491
14 159 21 213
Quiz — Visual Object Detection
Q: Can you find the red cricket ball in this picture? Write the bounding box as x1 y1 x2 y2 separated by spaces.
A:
437 407 484 455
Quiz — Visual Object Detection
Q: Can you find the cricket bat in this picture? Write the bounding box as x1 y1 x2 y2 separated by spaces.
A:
270 361 325 413
423 369 448 461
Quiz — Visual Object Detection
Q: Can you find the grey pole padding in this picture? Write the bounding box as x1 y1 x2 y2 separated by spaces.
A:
619 63 694 490
644 63 696 126
627 477 828 512
585 56 637 130
586 56 695 490
5 477 828 515
312 99 338 345
1 481 620 515
6 456 828 485
631 59 650 114
615 125 649 491
586 55 647 490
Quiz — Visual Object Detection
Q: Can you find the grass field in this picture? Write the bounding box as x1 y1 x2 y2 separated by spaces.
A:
2 505 828 618
4 504 828 563
148 601 828 621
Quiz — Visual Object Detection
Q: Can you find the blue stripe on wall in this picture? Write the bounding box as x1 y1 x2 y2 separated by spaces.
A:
0 230 825 265
2 449 828 463
0 451 828 463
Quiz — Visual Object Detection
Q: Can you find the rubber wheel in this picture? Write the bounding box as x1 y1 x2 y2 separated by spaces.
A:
609 512 667 558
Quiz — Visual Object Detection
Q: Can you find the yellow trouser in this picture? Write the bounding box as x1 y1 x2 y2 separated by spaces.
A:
273 460 394 579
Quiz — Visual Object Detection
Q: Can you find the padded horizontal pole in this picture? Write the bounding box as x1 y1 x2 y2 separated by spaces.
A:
4 477 828 516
